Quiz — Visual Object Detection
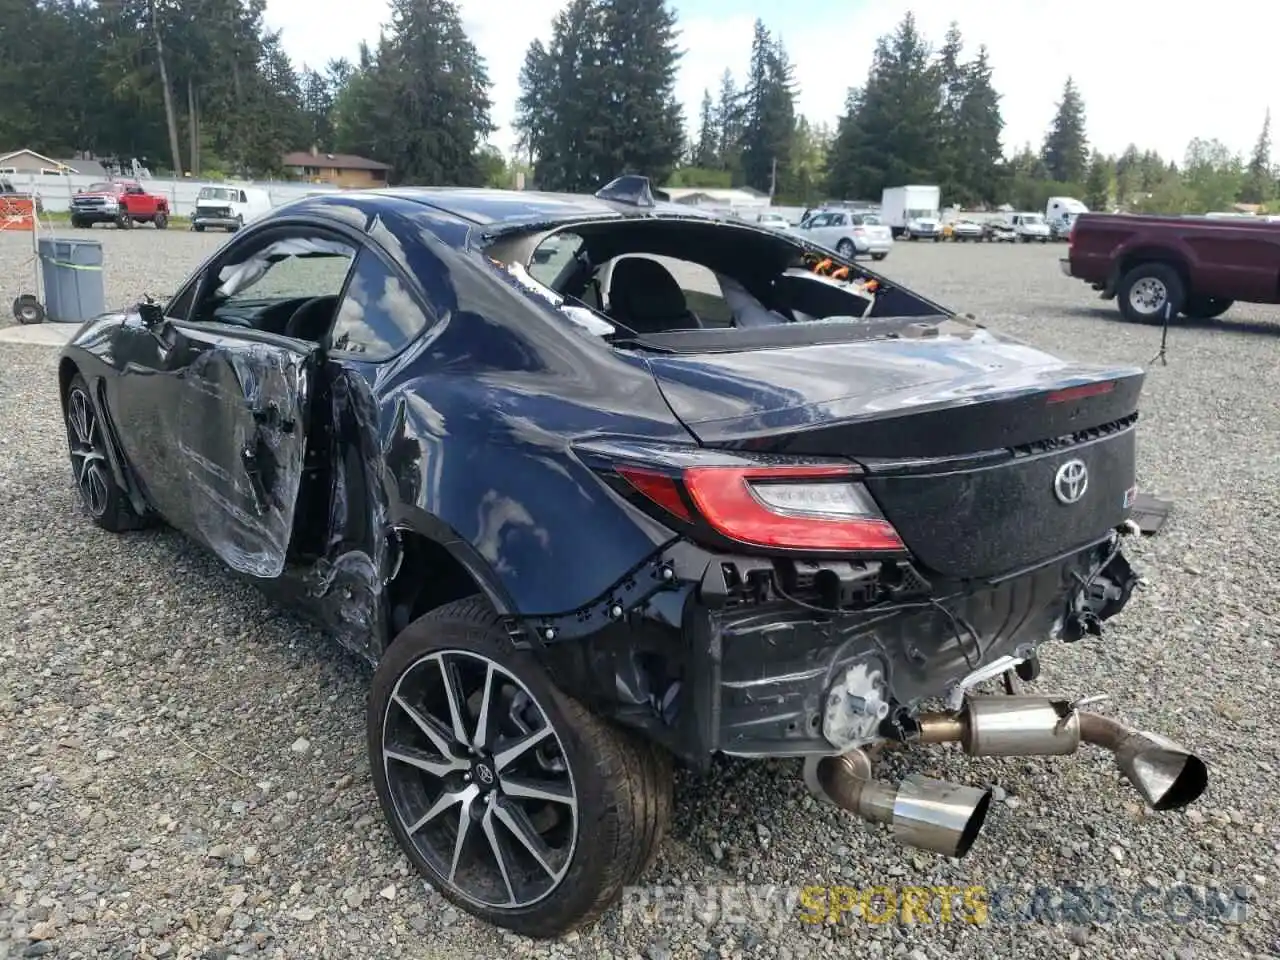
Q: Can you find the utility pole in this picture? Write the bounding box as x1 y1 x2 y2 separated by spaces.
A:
769 156 777 201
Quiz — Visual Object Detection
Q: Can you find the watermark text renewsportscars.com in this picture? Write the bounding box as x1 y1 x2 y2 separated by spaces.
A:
620 883 1250 929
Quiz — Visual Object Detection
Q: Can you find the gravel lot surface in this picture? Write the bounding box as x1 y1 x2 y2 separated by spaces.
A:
2 230 1279 960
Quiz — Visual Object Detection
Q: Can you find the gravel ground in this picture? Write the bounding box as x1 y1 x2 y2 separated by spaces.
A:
1 230 1279 960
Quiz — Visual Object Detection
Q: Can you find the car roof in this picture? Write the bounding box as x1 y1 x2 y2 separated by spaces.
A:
302 186 725 230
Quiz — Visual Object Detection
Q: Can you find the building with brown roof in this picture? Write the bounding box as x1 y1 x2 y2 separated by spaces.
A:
281 147 392 188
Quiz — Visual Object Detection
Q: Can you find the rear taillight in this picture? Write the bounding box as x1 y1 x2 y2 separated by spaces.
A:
615 463 903 552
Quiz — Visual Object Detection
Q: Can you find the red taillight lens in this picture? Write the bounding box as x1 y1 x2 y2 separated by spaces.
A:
618 463 903 552
1046 381 1114 404
614 466 693 521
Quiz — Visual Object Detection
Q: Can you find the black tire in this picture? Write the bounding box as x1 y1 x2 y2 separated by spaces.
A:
229 215 244 233
368 596 673 938
154 211 168 230
13 294 45 324
63 374 147 532
70 215 85 229
1116 262 1185 325
194 223 205 232
1182 295 1233 320
836 239 855 258
871 253 887 261
116 210 133 230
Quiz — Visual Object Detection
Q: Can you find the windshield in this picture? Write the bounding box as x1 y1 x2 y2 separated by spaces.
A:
1022 214 1045 224
906 208 936 219
860 215 882 225
199 187 237 202
85 182 119 193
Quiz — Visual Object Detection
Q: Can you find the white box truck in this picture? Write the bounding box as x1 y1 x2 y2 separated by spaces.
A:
880 185 942 240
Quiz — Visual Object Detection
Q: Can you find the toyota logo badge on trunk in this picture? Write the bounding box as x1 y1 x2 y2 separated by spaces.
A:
1054 459 1089 505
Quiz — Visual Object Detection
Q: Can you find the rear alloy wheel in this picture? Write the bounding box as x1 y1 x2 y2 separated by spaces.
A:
63 375 145 532
836 239 856 258
369 597 672 937
1117 262 1185 324
1182 294 1233 320
154 212 168 230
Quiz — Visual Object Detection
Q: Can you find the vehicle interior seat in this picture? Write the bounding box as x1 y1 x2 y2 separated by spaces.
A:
604 256 703 334
282 295 339 341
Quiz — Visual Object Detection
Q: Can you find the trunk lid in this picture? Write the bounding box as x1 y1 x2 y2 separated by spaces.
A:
641 327 1143 579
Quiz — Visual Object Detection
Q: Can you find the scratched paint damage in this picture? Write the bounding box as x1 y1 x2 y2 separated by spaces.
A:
179 343 310 580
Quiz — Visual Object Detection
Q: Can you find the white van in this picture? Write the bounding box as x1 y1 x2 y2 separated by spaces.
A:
193 185 272 232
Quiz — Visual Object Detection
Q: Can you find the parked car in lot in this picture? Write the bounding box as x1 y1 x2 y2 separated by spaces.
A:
947 219 985 242
56 176 1206 938
984 221 1017 242
753 210 792 230
1010 213 1052 243
192 185 272 232
70 180 170 229
794 208 893 260
1062 211 1280 323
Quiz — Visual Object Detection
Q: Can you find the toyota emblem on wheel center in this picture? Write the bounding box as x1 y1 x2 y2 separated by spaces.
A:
1054 459 1089 504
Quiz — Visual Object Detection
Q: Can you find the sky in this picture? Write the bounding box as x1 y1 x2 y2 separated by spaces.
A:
264 0 1278 166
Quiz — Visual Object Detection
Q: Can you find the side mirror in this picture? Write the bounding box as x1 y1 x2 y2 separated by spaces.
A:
138 298 164 328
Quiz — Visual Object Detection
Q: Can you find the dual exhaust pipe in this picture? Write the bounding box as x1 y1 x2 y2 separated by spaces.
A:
807 696 1208 858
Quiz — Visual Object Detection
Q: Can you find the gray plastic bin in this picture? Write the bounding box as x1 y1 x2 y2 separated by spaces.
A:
38 237 105 323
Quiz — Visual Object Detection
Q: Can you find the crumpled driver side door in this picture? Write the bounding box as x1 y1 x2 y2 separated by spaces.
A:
169 324 317 580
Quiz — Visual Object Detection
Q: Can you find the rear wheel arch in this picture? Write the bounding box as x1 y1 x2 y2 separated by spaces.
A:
385 527 519 645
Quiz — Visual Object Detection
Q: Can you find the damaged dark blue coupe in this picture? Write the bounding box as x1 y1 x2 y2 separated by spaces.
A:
57 177 1207 937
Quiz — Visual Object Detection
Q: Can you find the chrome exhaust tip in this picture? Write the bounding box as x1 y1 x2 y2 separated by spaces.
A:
916 697 1209 813
1079 715 1208 811
891 774 993 858
805 751 991 858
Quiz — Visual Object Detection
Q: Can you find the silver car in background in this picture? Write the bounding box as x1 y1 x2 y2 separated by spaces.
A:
794 209 894 261
753 211 793 231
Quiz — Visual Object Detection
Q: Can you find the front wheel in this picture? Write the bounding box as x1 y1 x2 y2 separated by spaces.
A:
116 211 133 229
63 374 146 531
153 212 168 229
368 597 673 938
1117 262 1185 324
1182 295 1233 320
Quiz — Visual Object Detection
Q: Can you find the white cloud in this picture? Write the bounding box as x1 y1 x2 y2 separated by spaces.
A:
266 0 1276 167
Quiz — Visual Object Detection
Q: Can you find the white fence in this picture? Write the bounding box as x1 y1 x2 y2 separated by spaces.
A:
2 170 345 217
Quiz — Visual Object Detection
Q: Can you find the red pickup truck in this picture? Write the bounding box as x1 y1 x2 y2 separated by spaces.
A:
69 180 170 229
1061 213 1280 323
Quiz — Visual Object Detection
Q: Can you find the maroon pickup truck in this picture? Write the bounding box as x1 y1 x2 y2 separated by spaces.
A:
1061 213 1280 323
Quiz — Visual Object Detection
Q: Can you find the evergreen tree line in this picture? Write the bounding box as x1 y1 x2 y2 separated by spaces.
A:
5 2 1276 212
1 0 499 185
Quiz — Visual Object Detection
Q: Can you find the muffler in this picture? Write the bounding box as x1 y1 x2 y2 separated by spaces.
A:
917 696 1208 811
806 750 992 858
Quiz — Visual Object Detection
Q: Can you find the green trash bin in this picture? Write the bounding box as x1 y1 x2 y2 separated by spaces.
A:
38 237 105 323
